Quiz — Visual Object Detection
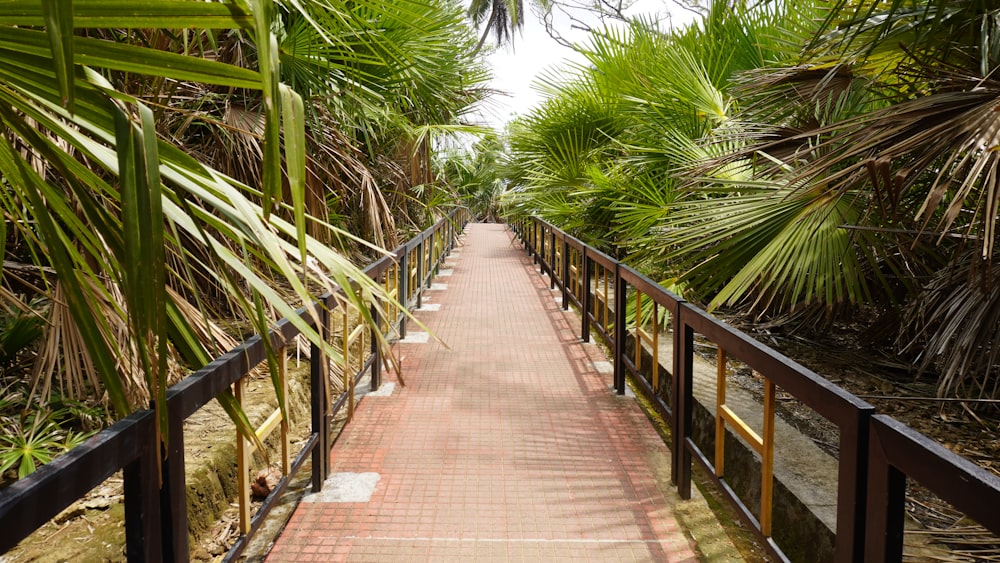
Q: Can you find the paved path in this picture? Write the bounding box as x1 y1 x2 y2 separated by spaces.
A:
266 223 708 562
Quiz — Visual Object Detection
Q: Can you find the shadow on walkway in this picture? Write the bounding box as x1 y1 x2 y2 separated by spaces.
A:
265 223 740 562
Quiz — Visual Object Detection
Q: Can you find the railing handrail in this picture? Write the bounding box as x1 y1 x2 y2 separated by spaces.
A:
0 207 472 560
512 215 1000 563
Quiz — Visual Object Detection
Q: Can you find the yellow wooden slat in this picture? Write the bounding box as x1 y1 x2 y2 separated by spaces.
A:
254 408 283 447
601 268 607 331
637 328 654 344
635 292 644 373
359 313 367 375
235 378 251 534
575 252 583 303
342 305 352 422
279 349 290 475
383 268 394 334
719 404 764 452
250 409 282 451
237 346 291 527
651 302 659 391
348 323 365 345
715 348 727 478
354 315 362 412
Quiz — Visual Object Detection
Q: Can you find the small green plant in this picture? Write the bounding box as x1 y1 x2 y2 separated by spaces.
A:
0 391 101 481
0 418 65 479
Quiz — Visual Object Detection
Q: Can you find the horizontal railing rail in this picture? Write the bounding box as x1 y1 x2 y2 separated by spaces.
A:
0 207 471 561
511 215 1000 563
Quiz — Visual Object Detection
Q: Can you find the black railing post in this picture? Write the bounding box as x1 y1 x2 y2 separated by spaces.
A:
537 225 546 274
449 219 455 254
427 231 436 285
371 303 381 392
561 238 570 311
613 264 627 395
837 406 873 561
159 400 188 561
451 213 457 250
416 239 424 309
670 302 683 486
311 305 330 492
534 220 540 260
675 310 694 499
399 249 409 339
524 220 529 253
533 221 539 264
550 230 557 290
581 248 591 343
864 422 906 562
123 416 161 562
444 216 451 256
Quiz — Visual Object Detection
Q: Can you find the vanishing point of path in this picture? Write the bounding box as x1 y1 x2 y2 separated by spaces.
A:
266 223 737 562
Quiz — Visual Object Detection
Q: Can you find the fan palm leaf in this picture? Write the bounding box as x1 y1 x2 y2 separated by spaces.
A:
0 0 404 453
711 0 1000 395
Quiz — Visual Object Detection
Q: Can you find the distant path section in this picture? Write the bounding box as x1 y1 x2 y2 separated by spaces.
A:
266 223 716 562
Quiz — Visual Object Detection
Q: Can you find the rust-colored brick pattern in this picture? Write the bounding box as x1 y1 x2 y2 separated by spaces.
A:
266 223 699 562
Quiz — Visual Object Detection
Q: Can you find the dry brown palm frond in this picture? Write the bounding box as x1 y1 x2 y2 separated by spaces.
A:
166 286 239 360
31 283 108 406
899 252 1000 402
169 93 265 189
733 64 859 127
307 118 399 250
30 277 200 409
724 63 1000 258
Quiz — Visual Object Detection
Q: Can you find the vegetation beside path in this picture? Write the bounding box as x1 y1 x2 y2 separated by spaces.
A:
0 0 488 483
499 0 1000 410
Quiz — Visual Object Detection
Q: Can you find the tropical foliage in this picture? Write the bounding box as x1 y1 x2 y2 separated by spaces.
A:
504 0 1000 402
505 2 809 266
709 0 1000 399
467 0 525 51
439 133 509 221
0 0 487 477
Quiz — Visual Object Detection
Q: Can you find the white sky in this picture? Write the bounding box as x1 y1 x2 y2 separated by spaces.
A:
471 0 700 129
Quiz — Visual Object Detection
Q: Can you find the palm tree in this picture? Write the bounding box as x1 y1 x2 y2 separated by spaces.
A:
438 133 509 221
708 0 1000 399
505 2 800 268
0 0 488 471
468 0 526 51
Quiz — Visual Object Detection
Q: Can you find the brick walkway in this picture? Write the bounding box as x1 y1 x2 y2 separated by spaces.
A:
266 223 702 562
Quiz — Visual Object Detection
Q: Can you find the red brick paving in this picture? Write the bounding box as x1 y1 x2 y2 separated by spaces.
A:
266 223 699 562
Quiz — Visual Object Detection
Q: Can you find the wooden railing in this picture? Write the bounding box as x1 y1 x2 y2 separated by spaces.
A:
0 207 471 561
513 216 1000 563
